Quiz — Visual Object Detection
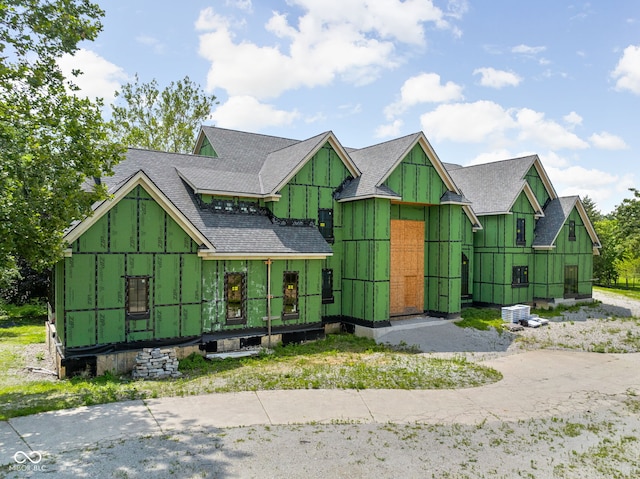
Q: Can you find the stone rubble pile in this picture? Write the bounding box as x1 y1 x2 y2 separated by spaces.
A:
132 348 182 379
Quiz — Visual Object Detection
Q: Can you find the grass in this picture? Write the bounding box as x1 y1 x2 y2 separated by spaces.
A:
595 285 640 302
456 307 504 331
0 305 503 420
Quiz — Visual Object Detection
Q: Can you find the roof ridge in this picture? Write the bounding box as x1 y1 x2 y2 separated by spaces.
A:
265 130 330 156
127 147 200 159
201 125 302 144
460 155 538 170
350 131 421 153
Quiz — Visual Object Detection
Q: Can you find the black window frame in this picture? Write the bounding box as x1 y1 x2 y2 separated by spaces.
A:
318 208 334 243
516 218 526 246
512 266 529 287
225 272 246 324
282 271 300 319
126 276 150 319
568 220 576 241
322 269 334 304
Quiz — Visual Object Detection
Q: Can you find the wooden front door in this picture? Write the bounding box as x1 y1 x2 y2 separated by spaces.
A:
390 220 425 316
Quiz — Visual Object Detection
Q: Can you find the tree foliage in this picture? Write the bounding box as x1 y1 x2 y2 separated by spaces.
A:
581 195 602 223
109 75 216 153
593 218 621 286
615 188 640 258
0 0 123 282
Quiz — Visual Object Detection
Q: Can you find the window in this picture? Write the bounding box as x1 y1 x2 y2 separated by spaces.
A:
283 272 299 319
512 266 529 287
318 209 334 243
322 269 334 304
225 272 246 323
126 276 150 318
461 253 470 297
516 218 526 246
568 220 576 241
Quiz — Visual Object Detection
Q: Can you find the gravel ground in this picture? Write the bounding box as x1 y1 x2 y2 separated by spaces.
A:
3 291 640 479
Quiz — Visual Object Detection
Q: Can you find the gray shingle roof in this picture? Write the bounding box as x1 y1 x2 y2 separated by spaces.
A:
446 156 538 215
99 148 332 255
197 127 338 196
532 196 579 247
259 131 332 193
338 133 421 200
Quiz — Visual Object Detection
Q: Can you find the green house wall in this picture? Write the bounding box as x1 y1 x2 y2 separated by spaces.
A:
533 207 594 300
201 258 323 333
266 143 352 319
342 198 390 323
473 192 535 305
383 144 447 204
54 134 599 357
525 164 551 208
58 185 201 349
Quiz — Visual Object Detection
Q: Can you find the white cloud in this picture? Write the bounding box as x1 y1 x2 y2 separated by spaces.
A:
539 150 570 168
547 165 623 201
589 131 629 150
419 101 590 151
473 67 522 88
384 73 463 118
196 2 464 100
375 119 404 138
136 35 165 54
285 0 452 45
210 95 300 130
512 44 546 55
420 100 516 143
515 108 589 150
563 111 583 127
226 0 252 12
57 48 129 104
611 44 640 94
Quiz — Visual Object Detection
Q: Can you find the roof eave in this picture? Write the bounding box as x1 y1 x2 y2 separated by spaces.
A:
376 133 462 195
64 170 216 252
198 251 333 260
337 194 400 203
270 132 361 195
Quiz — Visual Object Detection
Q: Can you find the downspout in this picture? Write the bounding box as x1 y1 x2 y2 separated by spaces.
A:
265 258 272 349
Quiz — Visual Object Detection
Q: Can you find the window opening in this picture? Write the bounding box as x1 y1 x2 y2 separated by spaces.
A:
516 218 526 246
568 220 576 241
322 269 334 304
283 271 299 319
318 209 334 243
225 272 246 323
461 253 470 297
126 276 150 318
512 266 529 287
564 265 578 297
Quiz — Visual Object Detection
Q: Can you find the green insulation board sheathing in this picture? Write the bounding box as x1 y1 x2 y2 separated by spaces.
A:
59 185 202 348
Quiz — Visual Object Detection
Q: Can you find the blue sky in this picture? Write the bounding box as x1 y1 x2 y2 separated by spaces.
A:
59 0 640 213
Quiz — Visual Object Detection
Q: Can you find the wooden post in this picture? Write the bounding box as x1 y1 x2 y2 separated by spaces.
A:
265 258 272 348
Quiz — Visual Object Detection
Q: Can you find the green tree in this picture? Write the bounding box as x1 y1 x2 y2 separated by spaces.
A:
615 188 640 258
581 195 602 223
593 219 621 286
109 75 217 153
0 0 123 283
